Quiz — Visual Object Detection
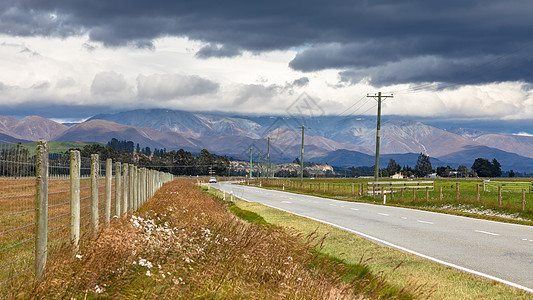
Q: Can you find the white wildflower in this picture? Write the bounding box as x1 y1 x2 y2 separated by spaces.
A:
75 254 83 259
146 270 151 277
94 285 105 294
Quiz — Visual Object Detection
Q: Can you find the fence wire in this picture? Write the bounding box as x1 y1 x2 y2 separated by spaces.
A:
48 152 71 253
0 144 172 297
0 143 36 294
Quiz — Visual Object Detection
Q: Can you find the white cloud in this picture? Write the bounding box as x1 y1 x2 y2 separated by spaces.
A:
0 34 533 122
91 71 131 97
136 73 218 100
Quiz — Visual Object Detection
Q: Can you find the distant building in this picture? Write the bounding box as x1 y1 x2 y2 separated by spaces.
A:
390 173 404 179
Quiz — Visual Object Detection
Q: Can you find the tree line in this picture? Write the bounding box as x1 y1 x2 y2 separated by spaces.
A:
384 153 505 178
74 139 229 176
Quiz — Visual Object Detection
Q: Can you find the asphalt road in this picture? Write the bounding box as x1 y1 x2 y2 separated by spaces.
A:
212 181 533 293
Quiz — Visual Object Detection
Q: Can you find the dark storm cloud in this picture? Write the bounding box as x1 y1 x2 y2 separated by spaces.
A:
290 77 309 88
195 44 241 59
4 0 533 85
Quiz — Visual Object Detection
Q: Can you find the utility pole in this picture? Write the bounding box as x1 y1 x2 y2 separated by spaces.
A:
297 126 311 186
267 137 270 179
367 92 393 183
249 148 253 179
257 152 261 178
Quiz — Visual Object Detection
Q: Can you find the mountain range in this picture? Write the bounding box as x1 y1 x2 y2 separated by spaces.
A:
2 110 533 173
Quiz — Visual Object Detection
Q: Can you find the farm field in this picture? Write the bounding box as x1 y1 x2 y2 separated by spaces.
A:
0 176 111 295
253 177 533 224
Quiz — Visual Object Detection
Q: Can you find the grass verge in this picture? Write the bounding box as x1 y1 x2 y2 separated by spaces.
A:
217 187 533 299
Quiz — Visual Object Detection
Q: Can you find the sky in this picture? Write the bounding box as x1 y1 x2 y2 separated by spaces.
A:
1 0 533 123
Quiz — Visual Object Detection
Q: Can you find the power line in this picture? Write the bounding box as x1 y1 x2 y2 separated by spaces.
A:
337 95 367 116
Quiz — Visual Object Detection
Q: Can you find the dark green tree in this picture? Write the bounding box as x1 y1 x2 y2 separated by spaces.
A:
471 158 493 177
508 169 515 178
386 159 401 175
491 158 502 177
414 153 432 177
457 165 468 177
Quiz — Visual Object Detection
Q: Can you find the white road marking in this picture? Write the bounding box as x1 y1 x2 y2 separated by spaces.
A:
522 238 527 241
417 220 434 225
475 230 500 236
378 213 389 216
281 201 292 204
401 217 408 220
350 208 359 211
330 204 338 207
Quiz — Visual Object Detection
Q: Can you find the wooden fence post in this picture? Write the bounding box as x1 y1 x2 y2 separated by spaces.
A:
70 150 80 252
412 188 416 201
129 164 134 212
426 187 429 201
498 186 502 206
439 185 442 201
90 154 99 232
115 162 121 216
476 184 480 203
35 141 49 280
105 158 112 225
122 163 128 214
456 183 459 201
522 189 526 211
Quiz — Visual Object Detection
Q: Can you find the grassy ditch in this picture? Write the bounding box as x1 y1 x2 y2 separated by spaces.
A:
15 179 419 299
213 187 533 299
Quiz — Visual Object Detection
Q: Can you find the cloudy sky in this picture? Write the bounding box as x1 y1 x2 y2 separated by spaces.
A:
1 0 533 122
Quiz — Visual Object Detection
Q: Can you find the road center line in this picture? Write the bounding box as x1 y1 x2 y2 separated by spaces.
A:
350 208 359 211
417 220 434 225
475 230 500 236
378 213 389 216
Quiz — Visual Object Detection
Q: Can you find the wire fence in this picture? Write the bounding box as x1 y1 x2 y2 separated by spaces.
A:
0 143 36 294
0 141 174 297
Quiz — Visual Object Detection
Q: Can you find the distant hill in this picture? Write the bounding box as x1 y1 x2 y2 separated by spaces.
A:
53 119 203 152
0 132 30 144
3 109 533 172
0 116 68 141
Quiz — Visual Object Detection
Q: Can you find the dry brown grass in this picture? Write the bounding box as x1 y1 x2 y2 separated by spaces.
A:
15 179 414 299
